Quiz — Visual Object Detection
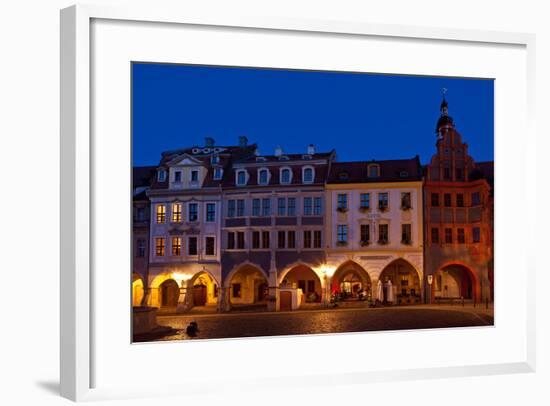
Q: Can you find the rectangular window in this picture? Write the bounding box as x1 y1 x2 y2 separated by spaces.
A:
401 192 412 209
456 168 464 180
337 225 348 244
191 170 199 182
431 228 439 244
444 193 452 207
288 231 296 248
237 232 245 249
252 231 260 249
237 171 246 185
457 228 465 244
314 197 323 215
227 200 236 218
277 198 286 216
456 193 464 207
262 231 270 249
206 203 215 222
232 283 241 298
473 227 481 243
262 198 271 216
303 231 312 248
287 198 296 216
136 207 146 222
401 224 412 244
171 203 182 222
237 199 245 217
171 237 182 256
337 194 348 210
360 224 370 243
213 167 223 180
431 193 440 207
156 204 166 223
155 237 165 256
136 239 146 257
304 197 313 216
360 193 370 209
188 237 198 255
252 199 261 216
174 171 182 182
188 203 198 222
227 232 235 249
444 167 451 180
471 192 481 206
205 237 215 255
445 228 453 244
313 230 322 248
278 231 286 248
378 193 389 210
378 224 389 244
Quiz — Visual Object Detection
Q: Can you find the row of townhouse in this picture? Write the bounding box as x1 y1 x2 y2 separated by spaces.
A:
132 99 494 312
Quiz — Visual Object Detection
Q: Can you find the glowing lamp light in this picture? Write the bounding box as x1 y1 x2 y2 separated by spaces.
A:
171 272 192 286
317 264 336 278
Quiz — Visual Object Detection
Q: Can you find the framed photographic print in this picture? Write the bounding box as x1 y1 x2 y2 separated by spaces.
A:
60 4 536 402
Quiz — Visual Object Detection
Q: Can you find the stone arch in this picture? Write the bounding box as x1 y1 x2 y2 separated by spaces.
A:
158 279 179 308
132 273 144 307
189 270 219 307
279 264 323 304
436 261 480 301
278 261 324 286
331 260 372 300
224 260 268 288
378 258 422 304
225 263 269 306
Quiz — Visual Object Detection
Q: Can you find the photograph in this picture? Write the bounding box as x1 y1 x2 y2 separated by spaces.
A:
131 62 494 342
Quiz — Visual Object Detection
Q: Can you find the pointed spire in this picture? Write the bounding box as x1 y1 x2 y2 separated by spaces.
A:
435 88 454 133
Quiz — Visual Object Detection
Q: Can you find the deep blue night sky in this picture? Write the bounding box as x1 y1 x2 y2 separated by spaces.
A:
132 63 494 166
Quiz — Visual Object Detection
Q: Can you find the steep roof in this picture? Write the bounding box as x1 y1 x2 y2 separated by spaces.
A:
327 157 422 184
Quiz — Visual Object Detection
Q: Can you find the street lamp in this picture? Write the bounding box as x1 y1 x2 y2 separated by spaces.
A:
427 274 433 304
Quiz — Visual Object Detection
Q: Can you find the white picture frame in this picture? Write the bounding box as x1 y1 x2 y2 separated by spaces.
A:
60 4 536 402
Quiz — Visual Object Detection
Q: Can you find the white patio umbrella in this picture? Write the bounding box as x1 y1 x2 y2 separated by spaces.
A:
377 280 383 302
387 279 394 303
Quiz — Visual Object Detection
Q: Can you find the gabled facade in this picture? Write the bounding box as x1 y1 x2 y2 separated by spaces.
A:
424 98 493 302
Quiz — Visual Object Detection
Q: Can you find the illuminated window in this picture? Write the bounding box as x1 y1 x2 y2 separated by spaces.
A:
171 203 182 222
188 237 198 255
206 203 215 222
205 237 215 256
303 231 312 248
155 237 165 256
313 230 322 248
188 203 198 222
156 204 166 223
171 237 182 256
136 239 146 257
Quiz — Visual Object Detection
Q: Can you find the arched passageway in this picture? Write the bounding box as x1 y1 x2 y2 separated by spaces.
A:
132 274 144 307
190 271 218 307
159 279 179 308
280 264 322 304
228 264 268 307
379 259 421 304
435 264 477 300
331 261 371 301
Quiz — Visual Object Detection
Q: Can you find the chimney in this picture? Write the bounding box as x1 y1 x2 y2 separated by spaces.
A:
205 137 215 147
275 146 283 157
307 144 315 155
238 136 248 147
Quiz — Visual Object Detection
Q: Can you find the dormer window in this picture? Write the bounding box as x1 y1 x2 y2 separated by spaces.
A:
302 154 312 160
258 168 270 185
174 170 182 183
190 170 199 182
211 155 220 164
279 155 289 161
368 164 380 178
280 167 292 184
256 156 267 162
236 170 247 186
338 171 349 181
302 166 314 184
213 168 223 180
157 169 167 182
399 171 409 178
